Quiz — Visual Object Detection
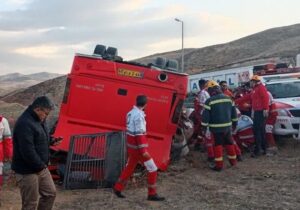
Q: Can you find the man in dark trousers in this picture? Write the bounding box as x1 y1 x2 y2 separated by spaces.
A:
250 75 270 157
201 80 238 171
12 96 61 210
114 95 165 201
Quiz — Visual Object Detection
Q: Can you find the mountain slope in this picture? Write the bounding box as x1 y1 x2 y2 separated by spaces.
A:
0 72 63 96
0 73 31 82
0 75 67 106
26 72 62 80
136 23 300 74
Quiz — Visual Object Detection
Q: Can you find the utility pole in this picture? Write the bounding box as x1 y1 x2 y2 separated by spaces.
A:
175 18 184 73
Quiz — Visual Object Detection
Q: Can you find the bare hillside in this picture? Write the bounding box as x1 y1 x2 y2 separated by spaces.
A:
136 24 300 74
0 75 67 106
0 72 63 96
0 75 66 129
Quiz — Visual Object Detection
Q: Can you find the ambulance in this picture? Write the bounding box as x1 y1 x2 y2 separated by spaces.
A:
52 45 188 170
187 62 300 140
256 66 300 140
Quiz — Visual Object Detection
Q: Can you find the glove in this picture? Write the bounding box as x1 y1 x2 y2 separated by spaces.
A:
263 110 269 118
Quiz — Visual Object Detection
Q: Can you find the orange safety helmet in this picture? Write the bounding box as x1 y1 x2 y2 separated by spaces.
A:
206 80 219 88
251 75 262 81
206 80 221 96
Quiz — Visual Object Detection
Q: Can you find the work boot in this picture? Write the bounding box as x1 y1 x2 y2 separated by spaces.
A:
147 194 165 201
237 155 243 162
113 189 126 198
266 146 278 157
209 164 222 172
194 143 201 151
251 149 263 158
207 157 215 163
250 152 256 158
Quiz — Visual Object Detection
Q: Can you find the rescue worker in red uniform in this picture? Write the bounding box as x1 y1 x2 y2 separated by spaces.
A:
201 81 238 171
0 115 13 189
227 112 243 161
235 93 252 117
234 82 252 117
193 79 210 150
219 81 234 98
232 113 255 152
250 75 270 157
265 91 278 155
114 95 165 201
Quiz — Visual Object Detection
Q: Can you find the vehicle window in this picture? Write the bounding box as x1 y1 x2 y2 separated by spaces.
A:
172 99 184 123
266 81 300 98
183 94 195 108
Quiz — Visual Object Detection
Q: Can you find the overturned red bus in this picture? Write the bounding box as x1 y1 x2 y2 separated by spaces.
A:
52 45 188 171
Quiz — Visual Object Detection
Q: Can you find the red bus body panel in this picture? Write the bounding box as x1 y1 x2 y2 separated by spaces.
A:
53 54 188 170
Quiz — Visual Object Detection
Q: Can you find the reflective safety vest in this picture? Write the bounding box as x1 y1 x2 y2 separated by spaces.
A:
201 94 238 132
126 106 148 154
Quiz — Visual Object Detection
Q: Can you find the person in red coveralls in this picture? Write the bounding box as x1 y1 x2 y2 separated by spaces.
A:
0 115 13 190
219 81 234 98
250 75 270 157
114 95 165 201
235 92 252 117
265 91 278 156
234 82 252 117
193 79 210 150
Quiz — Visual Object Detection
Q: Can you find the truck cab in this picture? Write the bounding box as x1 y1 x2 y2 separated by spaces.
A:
52 45 188 170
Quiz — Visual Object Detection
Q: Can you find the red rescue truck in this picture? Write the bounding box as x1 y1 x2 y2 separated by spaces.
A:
52 45 188 171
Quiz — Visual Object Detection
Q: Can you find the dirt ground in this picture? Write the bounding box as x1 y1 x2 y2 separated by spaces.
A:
1 138 300 210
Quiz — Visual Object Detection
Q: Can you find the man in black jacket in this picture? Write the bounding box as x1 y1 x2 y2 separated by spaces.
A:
12 96 60 210
201 81 238 171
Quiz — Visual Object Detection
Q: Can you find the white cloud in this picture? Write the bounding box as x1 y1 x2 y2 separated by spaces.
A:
0 0 33 11
9 0 30 5
116 0 151 11
0 0 300 75
14 45 60 58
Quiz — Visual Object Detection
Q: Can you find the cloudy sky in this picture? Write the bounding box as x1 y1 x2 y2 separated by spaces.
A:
1 0 300 75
